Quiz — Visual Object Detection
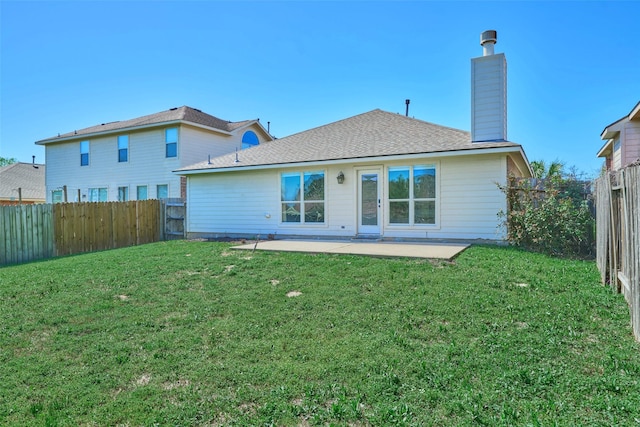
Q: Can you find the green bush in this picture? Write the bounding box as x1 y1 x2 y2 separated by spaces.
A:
498 177 595 258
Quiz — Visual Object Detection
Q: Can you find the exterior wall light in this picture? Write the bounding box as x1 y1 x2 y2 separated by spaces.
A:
337 171 345 184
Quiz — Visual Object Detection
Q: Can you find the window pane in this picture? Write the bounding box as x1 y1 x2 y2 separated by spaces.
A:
166 142 177 158
281 173 300 202
52 190 63 204
304 202 324 223
390 201 409 224
414 166 436 199
118 186 129 201
415 201 435 224
137 186 148 200
89 188 108 202
282 202 301 222
304 171 324 201
241 130 259 149
118 135 128 162
361 173 378 225
81 140 89 166
157 184 168 199
389 167 410 199
165 128 178 143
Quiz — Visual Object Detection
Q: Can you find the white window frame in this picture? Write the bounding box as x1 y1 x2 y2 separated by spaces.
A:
387 164 437 226
118 186 129 202
118 135 129 163
156 184 168 199
52 190 63 204
280 170 326 224
80 140 90 166
165 128 178 158
88 187 108 202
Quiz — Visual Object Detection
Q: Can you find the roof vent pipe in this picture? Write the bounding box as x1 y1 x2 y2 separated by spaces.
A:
480 30 497 56
405 99 410 117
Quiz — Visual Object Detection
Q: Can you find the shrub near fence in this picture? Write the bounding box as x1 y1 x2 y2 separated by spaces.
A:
1 200 162 265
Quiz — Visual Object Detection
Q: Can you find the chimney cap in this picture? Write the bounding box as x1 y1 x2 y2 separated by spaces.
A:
480 30 497 46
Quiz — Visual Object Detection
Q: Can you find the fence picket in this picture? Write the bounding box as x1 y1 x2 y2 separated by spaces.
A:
1 199 167 266
595 164 640 342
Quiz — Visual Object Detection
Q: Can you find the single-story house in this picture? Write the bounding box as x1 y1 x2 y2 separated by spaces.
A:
0 161 46 205
597 101 640 171
176 31 532 242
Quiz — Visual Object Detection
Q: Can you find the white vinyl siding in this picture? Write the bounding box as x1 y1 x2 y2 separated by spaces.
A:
44 127 185 202
437 155 506 239
42 122 269 203
622 122 640 168
178 126 248 167
186 153 509 241
471 53 507 142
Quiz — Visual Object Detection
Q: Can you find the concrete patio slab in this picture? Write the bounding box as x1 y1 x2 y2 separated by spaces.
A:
232 240 469 260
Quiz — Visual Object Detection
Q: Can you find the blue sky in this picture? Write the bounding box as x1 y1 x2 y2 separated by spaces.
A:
1 1 638 177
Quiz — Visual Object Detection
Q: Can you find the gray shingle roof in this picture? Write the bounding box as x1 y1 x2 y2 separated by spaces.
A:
0 162 46 201
36 106 258 144
177 109 521 173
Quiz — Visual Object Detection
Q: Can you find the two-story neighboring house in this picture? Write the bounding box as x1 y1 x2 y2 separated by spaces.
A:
597 101 640 171
35 106 273 203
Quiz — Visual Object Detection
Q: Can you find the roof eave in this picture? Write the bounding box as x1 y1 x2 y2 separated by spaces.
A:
629 101 640 121
600 127 619 141
597 139 613 158
175 145 526 176
36 119 235 145
231 120 275 141
180 121 233 135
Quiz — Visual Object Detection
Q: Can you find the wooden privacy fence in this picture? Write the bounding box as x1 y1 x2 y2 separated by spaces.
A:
595 164 640 342
1 200 164 265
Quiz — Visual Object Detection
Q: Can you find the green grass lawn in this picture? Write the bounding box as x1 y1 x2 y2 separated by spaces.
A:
1 241 639 426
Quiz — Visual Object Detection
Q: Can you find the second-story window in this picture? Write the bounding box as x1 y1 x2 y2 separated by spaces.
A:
118 135 129 162
166 128 178 158
80 140 89 166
